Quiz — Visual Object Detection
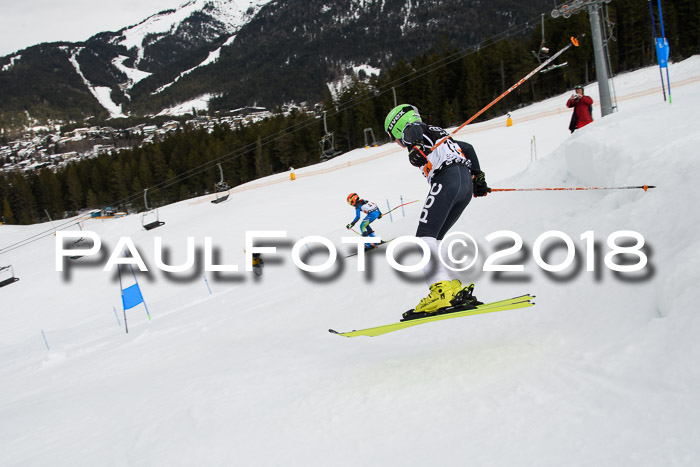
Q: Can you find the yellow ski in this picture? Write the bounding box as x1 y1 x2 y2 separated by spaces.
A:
329 295 535 338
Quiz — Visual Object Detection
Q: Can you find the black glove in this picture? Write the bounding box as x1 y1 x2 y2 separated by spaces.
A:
408 144 428 167
472 170 491 197
346 223 355 230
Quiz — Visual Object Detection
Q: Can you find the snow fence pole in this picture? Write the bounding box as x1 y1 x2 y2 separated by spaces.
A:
41 329 50 351
203 275 212 296
431 35 583 152
491 185 656 193
113 306 121 327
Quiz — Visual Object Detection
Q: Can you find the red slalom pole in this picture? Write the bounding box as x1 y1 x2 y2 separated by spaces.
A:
491 185 656 193
432 35 583 151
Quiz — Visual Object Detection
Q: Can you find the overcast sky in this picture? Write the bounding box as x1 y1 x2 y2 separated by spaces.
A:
0 0 186 56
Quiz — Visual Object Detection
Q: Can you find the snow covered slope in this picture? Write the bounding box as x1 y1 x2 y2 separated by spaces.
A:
69 48 127 119
1 57 700 466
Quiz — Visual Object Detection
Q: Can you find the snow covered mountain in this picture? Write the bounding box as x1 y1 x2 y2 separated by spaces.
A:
0 0 273 120
91 0 275 117
113 0 270 77
0 0 554 122
1 57 700 466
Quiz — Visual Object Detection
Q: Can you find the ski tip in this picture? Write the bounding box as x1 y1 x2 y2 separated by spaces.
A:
329 329 355 337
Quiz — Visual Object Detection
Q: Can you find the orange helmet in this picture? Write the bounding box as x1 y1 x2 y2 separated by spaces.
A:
347 193 359 206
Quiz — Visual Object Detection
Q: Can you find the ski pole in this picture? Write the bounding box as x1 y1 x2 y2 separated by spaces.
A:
491 185 656 193
432 35 583 151
347 200 420 235
347 199 420 235
380 199 420 216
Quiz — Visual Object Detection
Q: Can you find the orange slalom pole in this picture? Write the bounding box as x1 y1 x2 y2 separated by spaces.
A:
432 35 582 151
491 185 656 193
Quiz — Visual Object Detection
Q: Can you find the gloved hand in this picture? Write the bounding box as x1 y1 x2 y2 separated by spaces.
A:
408 144 428 167
346 223 354 230
472 170 491 197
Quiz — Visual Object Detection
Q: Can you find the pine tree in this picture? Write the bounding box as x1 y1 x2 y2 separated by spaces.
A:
2 198 16 224
65 165 84 213
255 136 265 178
86 189 99 209
139 154 153 188
8 172 38 224
36 168 64 220
109 161 129 206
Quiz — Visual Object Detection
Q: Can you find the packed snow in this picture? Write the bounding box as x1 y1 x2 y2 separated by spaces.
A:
1 57 700 466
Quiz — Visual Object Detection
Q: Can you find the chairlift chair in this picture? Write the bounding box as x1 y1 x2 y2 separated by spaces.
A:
211 163 231 204
72 222 87 246
0 265 19 288
141 189 165 231
319 111 342 161
320 133 342 160
531 13 569 73
66 223 90 259
142 210 164 231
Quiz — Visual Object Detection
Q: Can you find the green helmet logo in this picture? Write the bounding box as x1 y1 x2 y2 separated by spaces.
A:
384 104 421 140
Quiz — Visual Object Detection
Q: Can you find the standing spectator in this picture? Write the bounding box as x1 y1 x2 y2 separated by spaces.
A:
567 85 594 133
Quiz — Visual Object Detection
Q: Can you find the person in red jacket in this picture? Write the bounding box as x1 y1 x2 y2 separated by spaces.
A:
567 85 594 133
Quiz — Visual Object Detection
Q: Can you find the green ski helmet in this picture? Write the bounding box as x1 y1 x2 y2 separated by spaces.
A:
384 104 421 140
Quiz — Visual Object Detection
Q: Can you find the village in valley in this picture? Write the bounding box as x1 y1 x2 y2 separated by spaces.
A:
0 105 281 175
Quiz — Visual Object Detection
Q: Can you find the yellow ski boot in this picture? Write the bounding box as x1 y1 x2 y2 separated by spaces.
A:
402 281 480 321
414 279 464 314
